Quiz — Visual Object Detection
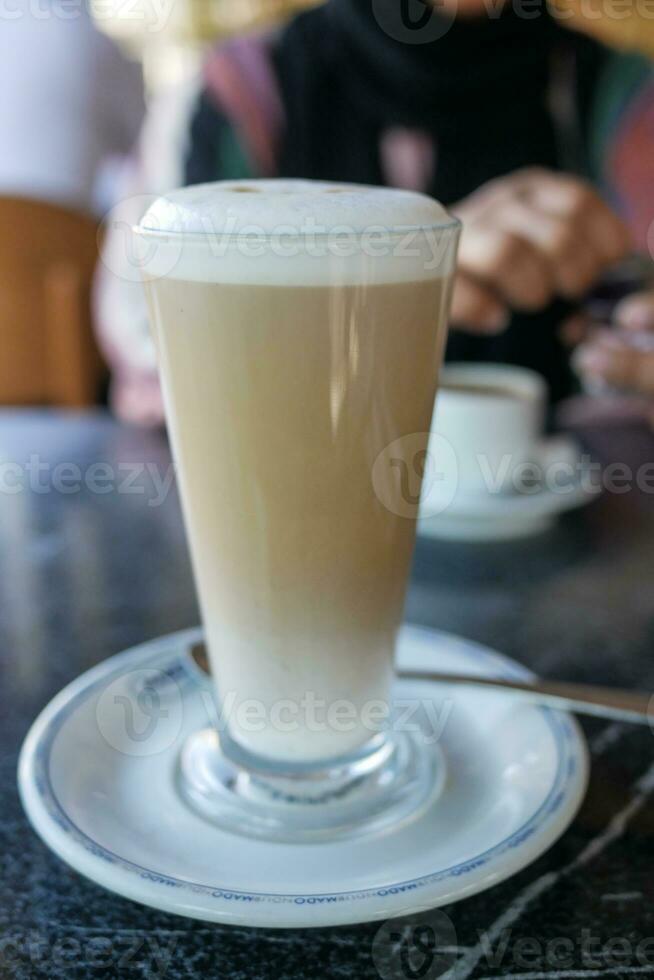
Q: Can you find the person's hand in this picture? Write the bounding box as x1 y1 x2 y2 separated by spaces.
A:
575 291 654 395
449 168 631 333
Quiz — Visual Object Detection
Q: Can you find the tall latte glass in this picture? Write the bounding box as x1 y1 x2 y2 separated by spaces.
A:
136 181 460 841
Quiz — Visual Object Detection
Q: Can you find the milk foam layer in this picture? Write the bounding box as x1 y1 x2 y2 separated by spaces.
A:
140 179 450 236
136 179 458 285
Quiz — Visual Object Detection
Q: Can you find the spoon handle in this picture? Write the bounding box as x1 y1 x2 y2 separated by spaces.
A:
397 670 653 724
190 641 651 725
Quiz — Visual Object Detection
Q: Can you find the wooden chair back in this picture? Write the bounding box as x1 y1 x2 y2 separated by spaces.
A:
0 196 105 407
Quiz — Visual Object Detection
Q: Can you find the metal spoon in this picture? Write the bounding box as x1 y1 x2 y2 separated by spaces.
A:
189 642 653 726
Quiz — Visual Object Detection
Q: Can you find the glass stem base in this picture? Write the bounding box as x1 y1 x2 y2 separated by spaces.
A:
177 727 445 843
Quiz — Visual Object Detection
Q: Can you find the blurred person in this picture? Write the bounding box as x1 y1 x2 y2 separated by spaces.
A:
0 0 144 216
576 291 654 399
98 0 654 424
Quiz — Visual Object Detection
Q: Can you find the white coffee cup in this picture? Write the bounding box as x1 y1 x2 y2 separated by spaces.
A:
428 363 547 498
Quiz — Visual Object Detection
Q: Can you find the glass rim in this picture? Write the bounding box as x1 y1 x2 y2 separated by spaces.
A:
132 215 461 245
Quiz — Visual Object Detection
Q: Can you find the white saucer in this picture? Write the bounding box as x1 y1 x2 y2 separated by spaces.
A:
18 627 588 928
419 436 599 542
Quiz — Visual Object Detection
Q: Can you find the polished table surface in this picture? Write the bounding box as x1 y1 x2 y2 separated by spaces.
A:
1 409 654 980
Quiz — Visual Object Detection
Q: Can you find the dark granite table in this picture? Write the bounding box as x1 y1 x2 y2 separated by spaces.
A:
1 409 654 980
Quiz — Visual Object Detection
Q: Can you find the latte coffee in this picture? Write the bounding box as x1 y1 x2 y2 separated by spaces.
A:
138 180 458 763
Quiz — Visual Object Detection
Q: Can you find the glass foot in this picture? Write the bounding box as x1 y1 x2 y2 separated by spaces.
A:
177 727 445 843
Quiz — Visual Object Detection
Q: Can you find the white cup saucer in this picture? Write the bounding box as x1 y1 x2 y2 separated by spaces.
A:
18 627 588 928
419 435 600 542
